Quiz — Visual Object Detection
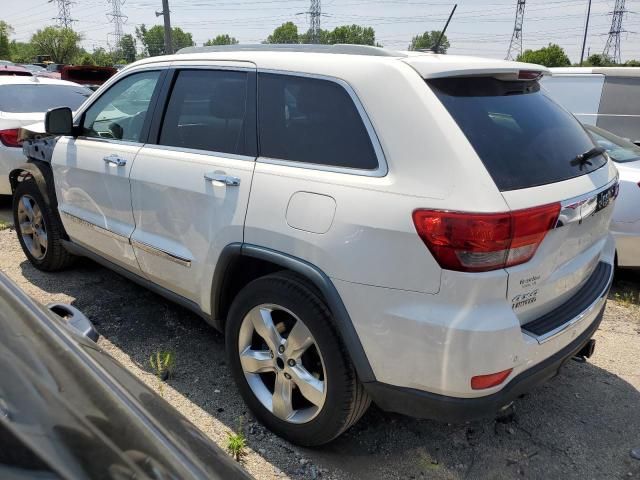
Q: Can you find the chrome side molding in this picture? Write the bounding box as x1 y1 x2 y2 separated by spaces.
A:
131 239 192 268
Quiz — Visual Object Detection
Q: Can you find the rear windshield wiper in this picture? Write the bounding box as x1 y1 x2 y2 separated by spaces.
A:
570 147 606 169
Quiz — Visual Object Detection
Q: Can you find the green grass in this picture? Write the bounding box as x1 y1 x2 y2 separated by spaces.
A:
226 417 247 462
0 220 10 231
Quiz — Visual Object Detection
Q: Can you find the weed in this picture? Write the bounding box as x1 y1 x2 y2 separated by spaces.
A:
0 221 10 231
227 417 247 462
613 290 640 307
149 350 176 381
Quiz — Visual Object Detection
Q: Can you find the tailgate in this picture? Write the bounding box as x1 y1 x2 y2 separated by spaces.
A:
501 169 618 326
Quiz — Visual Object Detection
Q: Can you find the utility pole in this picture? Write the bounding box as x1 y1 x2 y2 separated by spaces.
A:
156 0 173 55
603 0 627 64
49 0 74 28
506 0 526 61
580 0 592 66
107 0 127 52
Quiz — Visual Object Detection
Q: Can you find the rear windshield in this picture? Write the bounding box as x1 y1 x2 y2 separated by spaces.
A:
0 84 92 113
429 77 607 191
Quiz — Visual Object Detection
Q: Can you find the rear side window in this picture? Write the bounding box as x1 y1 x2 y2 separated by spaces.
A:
159 69 251 156
258 73 378 170
430 77 606 191
0 84 92 113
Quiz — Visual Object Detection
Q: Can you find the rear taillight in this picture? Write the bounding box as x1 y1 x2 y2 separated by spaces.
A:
412 203 560 272
0 129 21 148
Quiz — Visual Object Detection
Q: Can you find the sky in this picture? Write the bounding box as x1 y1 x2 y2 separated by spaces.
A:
3 0 640 62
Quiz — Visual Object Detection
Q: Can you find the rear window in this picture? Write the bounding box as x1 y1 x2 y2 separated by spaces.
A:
429 77 607 191
0 84 92 113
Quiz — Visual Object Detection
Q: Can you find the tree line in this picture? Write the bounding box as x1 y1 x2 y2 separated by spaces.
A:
0 20 449 66
517 43 640 67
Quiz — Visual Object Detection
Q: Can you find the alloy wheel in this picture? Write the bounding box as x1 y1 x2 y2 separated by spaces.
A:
17 194 48 261
238 304 327 424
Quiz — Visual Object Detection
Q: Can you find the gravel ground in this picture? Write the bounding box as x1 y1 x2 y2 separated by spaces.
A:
0 205 639 479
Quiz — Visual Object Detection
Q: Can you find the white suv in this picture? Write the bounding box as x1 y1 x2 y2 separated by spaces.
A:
11 45 618 446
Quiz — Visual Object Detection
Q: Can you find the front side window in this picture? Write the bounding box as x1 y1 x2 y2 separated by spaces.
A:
258 73 379 170
81 71 161 142
159 69 251 156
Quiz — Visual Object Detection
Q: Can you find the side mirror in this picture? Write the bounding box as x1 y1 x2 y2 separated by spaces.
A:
47 303 99 342
45 107 73 136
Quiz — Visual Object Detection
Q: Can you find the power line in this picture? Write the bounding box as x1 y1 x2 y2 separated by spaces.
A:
107 0 128 50
49 0 75 28
506 0 525 60
603 0 627 63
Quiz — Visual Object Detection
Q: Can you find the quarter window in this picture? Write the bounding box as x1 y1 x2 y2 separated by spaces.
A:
82 71 161 142
258 73 379 170
159 69 251 156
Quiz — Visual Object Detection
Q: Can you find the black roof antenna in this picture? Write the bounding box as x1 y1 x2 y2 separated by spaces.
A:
432 4 457 53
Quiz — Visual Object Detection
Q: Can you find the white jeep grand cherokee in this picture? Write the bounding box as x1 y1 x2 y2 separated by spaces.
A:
11 45 618 446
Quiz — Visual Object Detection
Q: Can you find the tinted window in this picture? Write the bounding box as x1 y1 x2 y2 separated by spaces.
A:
430 77 607 191
258 73 378 170
159 69 251 155
0 84 92 113
82 71 160 142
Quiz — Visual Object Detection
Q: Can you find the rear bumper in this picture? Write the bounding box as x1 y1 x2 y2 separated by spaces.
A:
364 304 606 423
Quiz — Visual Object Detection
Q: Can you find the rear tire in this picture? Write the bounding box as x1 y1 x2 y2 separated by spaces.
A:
13 179 75 272
226 272 370 446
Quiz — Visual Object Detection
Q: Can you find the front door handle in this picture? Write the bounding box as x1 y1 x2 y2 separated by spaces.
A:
103 154 127 167
204 172 241 186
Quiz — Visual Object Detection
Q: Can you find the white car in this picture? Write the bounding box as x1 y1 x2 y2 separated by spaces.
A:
0 76 92 195
584 124 640 268
10 45 618 446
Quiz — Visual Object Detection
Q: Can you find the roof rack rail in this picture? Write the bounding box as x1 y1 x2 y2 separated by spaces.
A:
176 43 406 58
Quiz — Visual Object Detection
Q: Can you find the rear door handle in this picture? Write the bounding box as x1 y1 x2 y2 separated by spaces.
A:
103 154 127 167
204 172 241 186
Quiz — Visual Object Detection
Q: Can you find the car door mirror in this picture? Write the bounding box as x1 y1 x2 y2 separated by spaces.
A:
45 107 73 135
47 303 99 342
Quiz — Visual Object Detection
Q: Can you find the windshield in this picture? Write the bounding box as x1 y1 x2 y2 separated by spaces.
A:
429 77 607 191
584 124 640 164
0 84 92 113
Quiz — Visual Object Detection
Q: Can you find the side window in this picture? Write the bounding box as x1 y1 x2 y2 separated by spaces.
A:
159 69 251 156
82 71 161 142
258 73 378 170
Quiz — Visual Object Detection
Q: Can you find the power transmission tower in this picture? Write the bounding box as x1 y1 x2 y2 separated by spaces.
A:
107 0 127 51
505 0 526 60
603 0 627 64
310 0 321 44
50 0 74 28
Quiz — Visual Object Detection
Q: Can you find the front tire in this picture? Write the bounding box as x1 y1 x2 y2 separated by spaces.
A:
226 272 370 446
13 179 75 271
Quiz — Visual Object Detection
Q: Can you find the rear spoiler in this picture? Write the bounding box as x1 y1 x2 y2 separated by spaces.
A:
402 56 550 81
